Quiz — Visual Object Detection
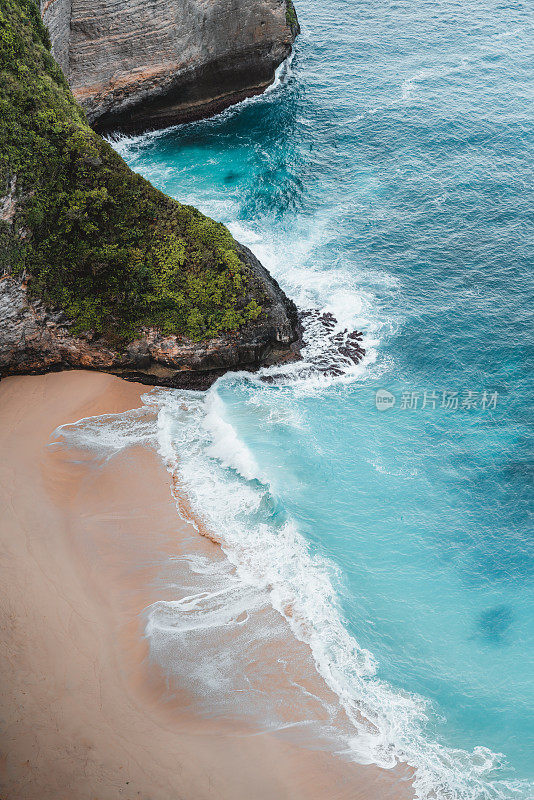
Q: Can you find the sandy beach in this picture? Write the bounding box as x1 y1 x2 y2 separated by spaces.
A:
0 370 414 800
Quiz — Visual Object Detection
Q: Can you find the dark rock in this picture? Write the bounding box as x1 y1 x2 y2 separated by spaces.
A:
0 244 301 388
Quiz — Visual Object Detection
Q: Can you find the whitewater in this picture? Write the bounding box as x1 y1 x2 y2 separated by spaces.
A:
58 0 534 797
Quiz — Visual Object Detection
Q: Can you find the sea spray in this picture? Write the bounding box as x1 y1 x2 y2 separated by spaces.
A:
146 382 529 800
77 0 534 791
52 385 529 799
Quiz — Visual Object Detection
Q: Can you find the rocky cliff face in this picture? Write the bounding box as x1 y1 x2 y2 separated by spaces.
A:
1 0 300 388
0 245 300 389
41 0 299 133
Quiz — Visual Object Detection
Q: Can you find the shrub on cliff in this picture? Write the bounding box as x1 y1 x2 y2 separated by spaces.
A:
285 0 299 31
0 0 262 341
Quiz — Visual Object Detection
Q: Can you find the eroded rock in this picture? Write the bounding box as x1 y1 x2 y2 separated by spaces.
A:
0 245 300 388
41 0 299 133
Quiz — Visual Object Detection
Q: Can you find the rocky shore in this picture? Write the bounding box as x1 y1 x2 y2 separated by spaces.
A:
0 245 300 389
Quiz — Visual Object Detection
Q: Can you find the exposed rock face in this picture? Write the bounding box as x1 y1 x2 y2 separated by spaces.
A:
2 0 301 388
0 245 300 388
41 0 299 133
40 0 71 76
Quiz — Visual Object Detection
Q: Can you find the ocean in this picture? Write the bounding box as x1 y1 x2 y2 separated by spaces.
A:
62 0 534 796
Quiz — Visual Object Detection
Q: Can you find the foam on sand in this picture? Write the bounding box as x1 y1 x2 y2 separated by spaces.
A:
56 377 528 800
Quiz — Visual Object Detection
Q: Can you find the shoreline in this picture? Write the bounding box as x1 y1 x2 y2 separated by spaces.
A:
0 370 413 799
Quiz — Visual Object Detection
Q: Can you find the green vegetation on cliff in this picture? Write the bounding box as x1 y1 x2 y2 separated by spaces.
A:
0 0 262 341
285 0 298 29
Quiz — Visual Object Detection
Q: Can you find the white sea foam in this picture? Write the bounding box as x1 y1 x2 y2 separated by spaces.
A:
149 387 526 800
80 49 529 796
146 384 528 799
228 211 396 391
107 52 296 163
53 379 528 799
203 391 262 481
401 59 471 102
51 406 157 459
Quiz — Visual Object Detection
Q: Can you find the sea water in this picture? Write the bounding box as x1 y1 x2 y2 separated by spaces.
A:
102 0 533 796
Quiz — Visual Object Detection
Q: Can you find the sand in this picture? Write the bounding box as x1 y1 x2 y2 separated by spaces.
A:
0 370 414 800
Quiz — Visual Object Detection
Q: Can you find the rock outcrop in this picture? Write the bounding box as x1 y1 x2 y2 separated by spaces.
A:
1 0 301 388
0 245 300 388
41 0 299 133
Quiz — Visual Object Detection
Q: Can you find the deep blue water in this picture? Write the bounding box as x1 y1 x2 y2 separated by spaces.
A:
113 1 534 796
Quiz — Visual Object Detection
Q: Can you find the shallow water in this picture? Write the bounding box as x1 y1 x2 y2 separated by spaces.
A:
103 0 533 796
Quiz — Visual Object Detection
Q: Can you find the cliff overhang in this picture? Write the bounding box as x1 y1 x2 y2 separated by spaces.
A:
41 0 300 134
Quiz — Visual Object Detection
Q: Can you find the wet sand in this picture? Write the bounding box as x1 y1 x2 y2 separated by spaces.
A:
0 370 414 799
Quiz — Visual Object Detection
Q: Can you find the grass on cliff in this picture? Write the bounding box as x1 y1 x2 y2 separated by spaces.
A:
285 0 298 28
0 0 263 341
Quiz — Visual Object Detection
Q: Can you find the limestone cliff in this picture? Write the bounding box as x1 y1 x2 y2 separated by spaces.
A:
41 0 299 133
0 0 300 387
0 245 299 388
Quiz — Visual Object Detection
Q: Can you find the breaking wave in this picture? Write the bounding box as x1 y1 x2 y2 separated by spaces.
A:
52 377 529 799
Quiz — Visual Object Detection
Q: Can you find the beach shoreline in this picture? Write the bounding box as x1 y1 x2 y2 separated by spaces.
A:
0 370 413 799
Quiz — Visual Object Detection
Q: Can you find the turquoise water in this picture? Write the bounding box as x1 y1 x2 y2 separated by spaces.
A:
111 1 533 796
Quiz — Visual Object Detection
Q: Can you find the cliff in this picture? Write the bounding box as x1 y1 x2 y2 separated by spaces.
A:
0 245 298 388
40 0 299 133
0 0 299 388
